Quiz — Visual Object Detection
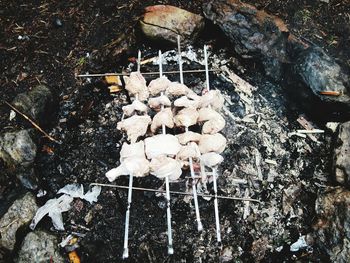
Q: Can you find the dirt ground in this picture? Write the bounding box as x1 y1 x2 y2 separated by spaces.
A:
0 0 349 262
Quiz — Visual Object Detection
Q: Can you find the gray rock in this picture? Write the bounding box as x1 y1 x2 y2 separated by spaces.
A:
16 230 64 263
16 167 39 190
334 121 350 186
140 5 204 45
12 85 53 124
295 47 350 107
203 0 290 79
0 129 37 166
0 193 38 250
314 187 350 263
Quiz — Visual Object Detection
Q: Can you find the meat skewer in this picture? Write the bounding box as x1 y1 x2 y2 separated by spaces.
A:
159 50 174 255
177 35 203 231
204 45 222 244
122 50 142 259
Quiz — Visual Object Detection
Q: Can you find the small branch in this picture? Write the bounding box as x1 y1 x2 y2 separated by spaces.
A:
90 183 261 203
4 101 61 144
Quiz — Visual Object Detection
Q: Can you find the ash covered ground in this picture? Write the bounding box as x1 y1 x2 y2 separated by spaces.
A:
33 46 332 262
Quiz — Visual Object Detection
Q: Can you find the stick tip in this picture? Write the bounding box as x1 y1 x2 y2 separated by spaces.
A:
122 248 129 259
197 221 203 232
168 246 174 255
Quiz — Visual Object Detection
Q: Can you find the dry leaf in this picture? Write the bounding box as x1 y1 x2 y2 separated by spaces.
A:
68 251 81 263
105 75 121 85
108 85 122 93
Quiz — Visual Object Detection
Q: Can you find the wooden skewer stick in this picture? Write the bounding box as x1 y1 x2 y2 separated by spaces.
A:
122 174 133 259
77 69 221 78
212 167 222 244
204 45 222 244
89 183 261 203
177 35 184 85
122 50 142 259
177 35 203 231
204 45 210 92
159 50 174 255
4 101 61 144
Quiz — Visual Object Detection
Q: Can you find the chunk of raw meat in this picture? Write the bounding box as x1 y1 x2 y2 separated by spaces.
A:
148 76 171 96
117 115 151 143
145 134 181 159
176 131 202 145
122 100 148 116
198 133 227 154
174 107 199 127
200 152 224 167
124 72 149 101
151 107 174 133
149 155 182 181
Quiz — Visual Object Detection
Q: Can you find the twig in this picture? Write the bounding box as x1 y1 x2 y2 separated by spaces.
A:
4 101 61 144
89 183 261 203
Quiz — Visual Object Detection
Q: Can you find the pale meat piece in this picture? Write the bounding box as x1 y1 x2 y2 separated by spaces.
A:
148 76 171 96
106 141 148 182
187 91 201 101
150 107 174 133
117 115 151 143
174 107 199 127
166 82 191 96
199 90 224 110
149 155 182 181
200 152 224 167
148 95 171 109
176 131 202 145
122 100 148 116
198 133 227 154
145 134 181 159
119 141 145 161
124 72 149 101
198 108 226 134
174 96 199 108
106 157 150 182
176 142 201 164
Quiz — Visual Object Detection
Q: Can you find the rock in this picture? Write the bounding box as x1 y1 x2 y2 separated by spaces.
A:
203 0 290 79
16 230 64 263
12 84 53 124
140 5 204 45
16 167 39 190
313 187 350 263
204 0 350 115
0 193 38 250
334 121 350 186
0 129 37 166
295 47 350 108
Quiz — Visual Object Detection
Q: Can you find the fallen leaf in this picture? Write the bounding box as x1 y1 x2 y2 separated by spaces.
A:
105 75 121 85
108 85 122 93
68 251 81 263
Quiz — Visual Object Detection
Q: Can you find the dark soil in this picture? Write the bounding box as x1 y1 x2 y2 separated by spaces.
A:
0 0 349 262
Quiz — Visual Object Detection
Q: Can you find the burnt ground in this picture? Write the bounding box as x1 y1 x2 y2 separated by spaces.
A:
0 0 349 262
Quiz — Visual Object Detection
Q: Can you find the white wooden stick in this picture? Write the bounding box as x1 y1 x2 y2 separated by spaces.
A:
122 174 133 259
159 50 174 254
212 167 221 244
177 36 203 231
177 35 184 85
204 45 221 243
204 45 210 92
137 50 141 73
186 128 203 231
122 50 142 259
